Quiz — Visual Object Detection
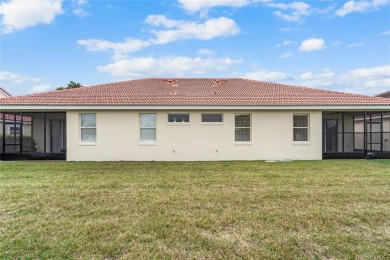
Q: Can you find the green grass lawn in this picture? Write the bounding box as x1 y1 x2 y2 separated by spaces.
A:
1 160 390 259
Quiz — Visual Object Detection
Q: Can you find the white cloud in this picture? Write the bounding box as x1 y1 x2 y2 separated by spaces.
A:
347 42 364 47
298 38 326 52
197 49 214 56
29 84 52 93
0 0 63 34
78 15 239 55
177 0 254 13
380 30 390 35
298 65 390 94
279 52 292 58
345 65 390 78
146 15 240 44
0 71 41 83
299 69 336 86
97 56 242 77
267 1 311 22
335 0 390 17
145 15 181 28
77 39 151 54
244 70 292 82
276 40 293 47
73 0 89 17
243 65 390 95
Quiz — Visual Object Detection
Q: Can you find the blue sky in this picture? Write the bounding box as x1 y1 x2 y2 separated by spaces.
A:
0 0 389 96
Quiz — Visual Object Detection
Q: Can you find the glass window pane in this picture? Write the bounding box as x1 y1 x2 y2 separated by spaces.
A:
168 114 189 123
140 128 156 142
140 114 156 127
293 115 308 127
81 128 96 142
235 128 250 142
81 114 96 127
202 114 223 122
235 115 250 127
294 128 308 141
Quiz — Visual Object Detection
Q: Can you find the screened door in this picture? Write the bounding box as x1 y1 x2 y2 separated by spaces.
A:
366 122 381 151
325 119 338 152
50 120 66 153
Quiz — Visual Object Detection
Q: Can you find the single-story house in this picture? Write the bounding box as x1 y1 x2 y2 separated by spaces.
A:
376 91 390 98
0 78 389 161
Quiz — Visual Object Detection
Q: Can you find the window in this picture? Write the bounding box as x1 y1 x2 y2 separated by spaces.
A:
293 114 309 141
10 126 21 134
202 113 223 123
80 113 96 142
140 113 156 142
235 114 251 142
168 113 189 123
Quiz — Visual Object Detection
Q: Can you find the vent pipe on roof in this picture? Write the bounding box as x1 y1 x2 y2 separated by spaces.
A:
164 79 178 86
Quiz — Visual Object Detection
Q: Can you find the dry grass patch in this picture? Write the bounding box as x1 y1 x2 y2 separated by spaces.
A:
1 160 389 259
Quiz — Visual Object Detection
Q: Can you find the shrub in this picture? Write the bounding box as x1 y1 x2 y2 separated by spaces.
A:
0 135 37 153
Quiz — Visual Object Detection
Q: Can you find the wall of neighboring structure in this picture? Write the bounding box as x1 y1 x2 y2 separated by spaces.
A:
66 110 322 161
0 123 32 135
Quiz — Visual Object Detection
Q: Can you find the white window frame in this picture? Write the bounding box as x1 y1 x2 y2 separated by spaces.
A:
234 113 251 143
139 113 157 144
80 113 96 143
167 113 190 126
9 126 21 134
201 113 224 125
293 114 310 142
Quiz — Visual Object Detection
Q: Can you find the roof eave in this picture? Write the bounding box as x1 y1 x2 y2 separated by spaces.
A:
0 105 390 111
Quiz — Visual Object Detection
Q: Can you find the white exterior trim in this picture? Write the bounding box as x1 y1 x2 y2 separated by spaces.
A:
1 105 390 111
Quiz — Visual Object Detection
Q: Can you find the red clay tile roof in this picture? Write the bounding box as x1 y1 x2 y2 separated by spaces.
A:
376 91 390 98
1 78 390 107
0 113 32 122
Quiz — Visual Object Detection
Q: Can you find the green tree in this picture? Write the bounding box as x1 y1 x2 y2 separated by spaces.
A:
56 81 83 90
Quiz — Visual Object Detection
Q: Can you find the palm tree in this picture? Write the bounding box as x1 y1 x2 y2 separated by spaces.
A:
56 81 83 90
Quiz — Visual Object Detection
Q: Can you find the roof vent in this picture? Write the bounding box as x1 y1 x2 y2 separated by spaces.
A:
213 79 228 86
164 79 177 85
170 91 177 95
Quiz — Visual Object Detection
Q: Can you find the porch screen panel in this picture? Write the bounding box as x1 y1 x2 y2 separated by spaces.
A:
3 113 20 153
0 113 3 154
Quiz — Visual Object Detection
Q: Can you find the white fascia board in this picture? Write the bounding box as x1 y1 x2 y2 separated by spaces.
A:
0 105 390 111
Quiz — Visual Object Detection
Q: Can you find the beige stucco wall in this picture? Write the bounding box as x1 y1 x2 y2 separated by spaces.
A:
66 110 322 161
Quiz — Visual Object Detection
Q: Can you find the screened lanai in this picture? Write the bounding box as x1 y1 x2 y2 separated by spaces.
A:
322 111 390 159
0 112 66 160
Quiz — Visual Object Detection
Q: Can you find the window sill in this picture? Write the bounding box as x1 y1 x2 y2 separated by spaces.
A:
139 142 157 146
78 142 97 146
201 122 224 126
234 142 252 146
167 123 190 126
293 141 311 145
